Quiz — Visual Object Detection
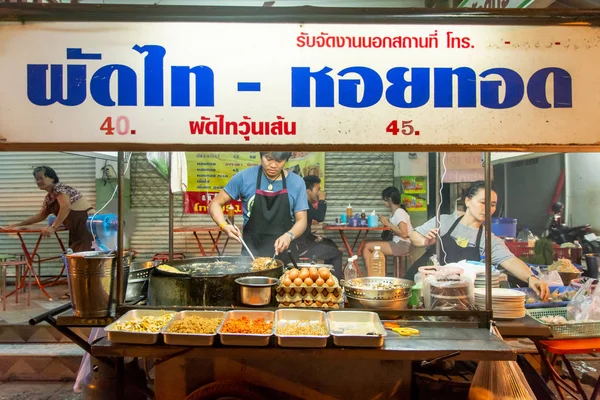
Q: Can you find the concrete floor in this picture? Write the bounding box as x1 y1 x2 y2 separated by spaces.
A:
0 382 81 400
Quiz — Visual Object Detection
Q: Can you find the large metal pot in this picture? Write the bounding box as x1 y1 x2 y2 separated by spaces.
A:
64 251 132 317
148 256 283 307
235 276 279 306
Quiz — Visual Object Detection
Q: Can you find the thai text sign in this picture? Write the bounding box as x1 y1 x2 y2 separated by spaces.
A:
0 22 598 146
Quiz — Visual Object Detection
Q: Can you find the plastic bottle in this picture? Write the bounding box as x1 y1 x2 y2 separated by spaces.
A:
343 255 359 281
517 227 536 247
370 246 386 277
227 204 235 219
361 210 366 219
346 204 353 220
368 210 378 227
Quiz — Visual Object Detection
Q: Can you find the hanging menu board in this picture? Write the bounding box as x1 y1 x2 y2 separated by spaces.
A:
0 22 599 147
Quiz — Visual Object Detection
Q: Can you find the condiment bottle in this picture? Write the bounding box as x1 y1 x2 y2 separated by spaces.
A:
361 210 366 219
227 204 235 219
370 246 386 277
346 204 353 220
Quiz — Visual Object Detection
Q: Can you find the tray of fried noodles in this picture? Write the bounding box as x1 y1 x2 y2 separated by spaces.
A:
104 310 175 345
163 311 225 346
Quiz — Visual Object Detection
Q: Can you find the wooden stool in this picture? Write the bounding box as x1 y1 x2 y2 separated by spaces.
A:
1 259 32 311
537 338 600 400
393 255 411 278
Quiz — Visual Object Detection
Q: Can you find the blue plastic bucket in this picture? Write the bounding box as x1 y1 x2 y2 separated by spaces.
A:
491 218 517 238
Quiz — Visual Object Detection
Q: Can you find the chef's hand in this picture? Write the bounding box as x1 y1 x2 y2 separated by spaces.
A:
378 215 390 227
222 224 242 243
41 226 56 238
423 228 439 246
529 277 550 302
274 233 292 255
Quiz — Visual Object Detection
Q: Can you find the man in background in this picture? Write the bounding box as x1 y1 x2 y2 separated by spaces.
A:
296 175 343 279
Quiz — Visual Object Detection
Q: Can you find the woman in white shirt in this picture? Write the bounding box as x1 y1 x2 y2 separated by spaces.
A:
363 187 413 275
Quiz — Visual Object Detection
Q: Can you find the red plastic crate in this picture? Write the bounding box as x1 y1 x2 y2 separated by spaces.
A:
504 241 582 264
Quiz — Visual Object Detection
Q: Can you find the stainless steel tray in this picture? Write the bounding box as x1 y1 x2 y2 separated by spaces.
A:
104 309 175 345
163 311 226 346
274 309 329 348
217 310 274 346
327 311 387 348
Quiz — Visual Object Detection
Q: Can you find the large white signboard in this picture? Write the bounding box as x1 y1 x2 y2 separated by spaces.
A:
0 22 599 146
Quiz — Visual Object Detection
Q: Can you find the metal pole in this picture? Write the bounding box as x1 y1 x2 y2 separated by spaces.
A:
116 151 125 308
168 152 174 263
435 152 441 262
484 152 492 317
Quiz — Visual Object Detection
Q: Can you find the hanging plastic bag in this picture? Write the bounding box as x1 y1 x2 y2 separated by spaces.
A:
533 266 563 287
73 328 106 393
146 152 169 181
469 326 536 400
567 278 594 322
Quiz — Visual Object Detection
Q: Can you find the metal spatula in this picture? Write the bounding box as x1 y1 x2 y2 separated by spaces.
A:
225 218 255 261
265 251 277 267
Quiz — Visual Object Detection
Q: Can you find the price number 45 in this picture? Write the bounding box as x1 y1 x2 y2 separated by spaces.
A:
101 116 136 135
386 120 420 136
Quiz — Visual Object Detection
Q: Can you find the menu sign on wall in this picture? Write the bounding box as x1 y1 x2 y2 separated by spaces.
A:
0 22 599 147
184 152 325 214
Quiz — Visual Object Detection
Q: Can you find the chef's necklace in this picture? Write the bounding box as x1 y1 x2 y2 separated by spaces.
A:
263 170 281 191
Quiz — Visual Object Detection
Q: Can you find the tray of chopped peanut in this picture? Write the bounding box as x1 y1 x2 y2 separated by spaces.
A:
217 310 274 346
274 309 329 348
163 311 226 346
104 310 175 345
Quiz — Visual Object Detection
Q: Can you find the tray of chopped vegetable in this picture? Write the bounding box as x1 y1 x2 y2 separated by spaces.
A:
515 286 576 309
104 310 175 344
527 307 600 339
217 310 274 346
274 309 329 348
163 311 225 346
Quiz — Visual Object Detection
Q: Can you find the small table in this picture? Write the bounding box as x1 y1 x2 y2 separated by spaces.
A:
174 226 233 256
0 226 67 300
535 338 600 400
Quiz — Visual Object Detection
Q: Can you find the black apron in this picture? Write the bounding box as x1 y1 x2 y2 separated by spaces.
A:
242 169 298 265
403 216 483 280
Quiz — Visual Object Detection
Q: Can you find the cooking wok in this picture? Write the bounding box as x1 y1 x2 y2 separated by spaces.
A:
148 256 283 307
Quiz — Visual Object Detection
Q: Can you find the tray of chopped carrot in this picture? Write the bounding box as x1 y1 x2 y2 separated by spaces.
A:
217 310 275 346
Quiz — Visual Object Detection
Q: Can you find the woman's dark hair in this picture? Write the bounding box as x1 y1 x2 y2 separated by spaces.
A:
465 181 495 199
400 204 407 211
260 152 292 162
304 175 321 191
33 166 59 184
381 186 401 205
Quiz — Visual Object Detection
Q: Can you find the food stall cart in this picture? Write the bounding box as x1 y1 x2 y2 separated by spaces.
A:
1 4 600 399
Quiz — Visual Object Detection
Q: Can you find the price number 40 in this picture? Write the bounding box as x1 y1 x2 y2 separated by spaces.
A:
101 116 136 135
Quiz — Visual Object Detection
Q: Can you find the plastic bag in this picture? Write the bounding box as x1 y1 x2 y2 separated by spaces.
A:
469 326 536 400
567 279 597 322
424 272 473 311
73 328 106 393
533 266 563 287
146 152 169 180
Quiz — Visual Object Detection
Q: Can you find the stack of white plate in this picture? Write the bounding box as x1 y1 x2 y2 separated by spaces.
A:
474 271 501 288
474 288 526 319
